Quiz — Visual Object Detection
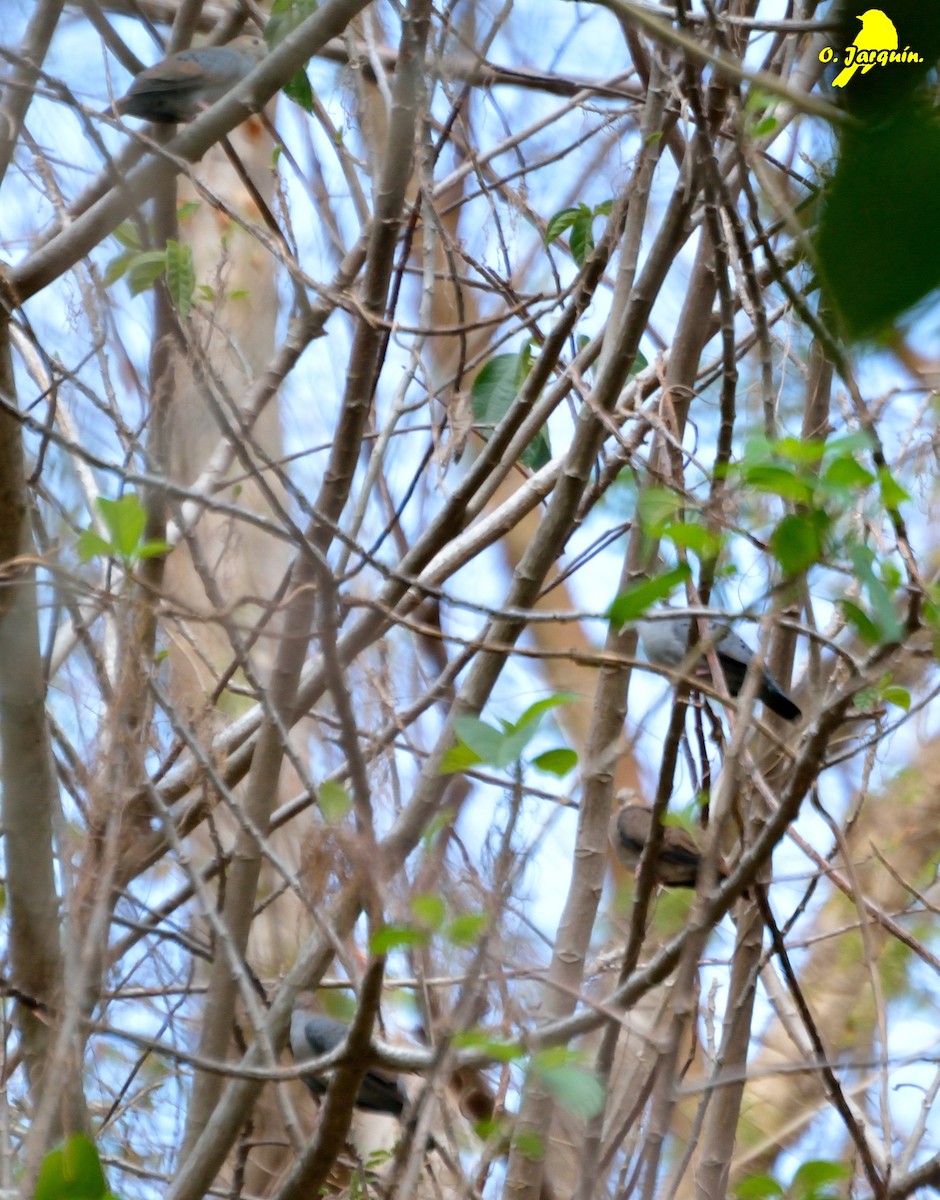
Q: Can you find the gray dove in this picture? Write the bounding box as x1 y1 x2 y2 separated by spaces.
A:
634 611 800 721
290 1007 408 1117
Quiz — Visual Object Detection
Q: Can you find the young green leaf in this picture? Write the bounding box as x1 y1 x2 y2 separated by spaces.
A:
531 1050 604 1118
318 780 351 823
636 486 684 533
471 347 550 470
165 240 195 319
35 1134 110 1200
790 1159 851 1200
770 511 829 576
452 715 505 764
445 912 487 946
568 206 595 265
369 925 429 954
531 747 578 776
733 1174 785 1199
411 893 447 930
98 495 147 560
112 222 142 251
545 206 583 245
608 564 691 628
76 530 113 563
125 250 169 297
514 692 576 731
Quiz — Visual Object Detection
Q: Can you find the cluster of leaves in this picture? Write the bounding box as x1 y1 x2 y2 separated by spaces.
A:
440 693 578 779
545 199 613 265
77 494 170 566
312 697 575 963
607 431 910 653
730 434 909 644
735 1158 850 1200
106 221 198 319
370 897 488 956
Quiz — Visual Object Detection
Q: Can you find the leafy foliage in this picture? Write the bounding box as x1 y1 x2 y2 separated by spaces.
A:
77 495 170 565
440 694 577 776
471 346 552 470
545 200 613 265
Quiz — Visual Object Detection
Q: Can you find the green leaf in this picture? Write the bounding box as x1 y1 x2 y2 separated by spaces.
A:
751 115 778 136
103 250 135 287
821 455 875 491
177 201 200 221
744 87 774 114
112 222 141 250
881 684 910 711
76 529 113 563
451 1029 524 1061
513 1130 544 1160
439 741 484 775
608 564 691 628
733 1174 785 1200
771 436 828 465
546 200 611 263
838 599 881 645
514 692 577 731
545 206 583 245
452 715 505 764
769 511 829 576
569 207 595 265
531 1051 604 1118
521 427 552 472
266 0 319 44
636 486 683 532
790 1159 851 1199
531 747 578 776
878 466 910 508
445 912 487 946
473 1114 508 1140
496 721 540 765
318 780 351 823
369 924 428 954
125 250 168 296
445 697 574 773
411 893 447 930
742 464 814 505
284 68 314 112
471 347 549 470
97 494 147 560
165 240 195 319
849 545 903 641
662 521 721 559
35 1134 110 1200
136 539 171 560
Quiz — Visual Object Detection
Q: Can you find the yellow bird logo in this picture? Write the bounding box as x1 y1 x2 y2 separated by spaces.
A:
831 9 899 87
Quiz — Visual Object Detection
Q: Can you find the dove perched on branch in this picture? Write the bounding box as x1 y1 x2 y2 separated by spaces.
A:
110 35 267 123
609 801 729 889
290 1007 409 1117
634 611 801 721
